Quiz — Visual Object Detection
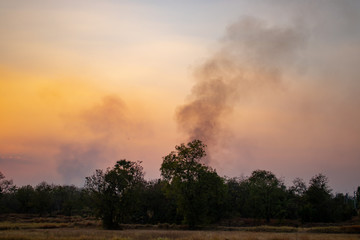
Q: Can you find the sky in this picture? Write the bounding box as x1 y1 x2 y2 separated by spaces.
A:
1 0 359 193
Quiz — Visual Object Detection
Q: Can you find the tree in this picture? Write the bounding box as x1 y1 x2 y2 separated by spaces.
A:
331 193 356 221
140 179 179 224
0 172 17 213
0 172 15 196
303 173 333 222
85 160 145 229
287 178 307 220
245 170 287 223
161 140 207 183
33 182 54 216
52 185 83 216
196 168 227 223
15 185 36 213
289 178 307 197
356 186 360 214
225 177 251 219
160 140 226 228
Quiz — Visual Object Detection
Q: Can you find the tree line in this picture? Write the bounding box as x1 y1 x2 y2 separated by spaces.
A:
1 140 359 229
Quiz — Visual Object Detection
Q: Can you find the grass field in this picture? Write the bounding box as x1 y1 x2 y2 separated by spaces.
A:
0 215 359 240
0 228 360 240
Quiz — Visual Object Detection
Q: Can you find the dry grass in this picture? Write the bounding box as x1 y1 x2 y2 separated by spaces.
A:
0 215 100 230
0 221 72 230
307 225 360 234
223 226 298 232
0 216 359 240
0 228 359 240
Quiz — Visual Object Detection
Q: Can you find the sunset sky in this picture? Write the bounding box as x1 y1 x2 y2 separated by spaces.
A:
1 0 360 193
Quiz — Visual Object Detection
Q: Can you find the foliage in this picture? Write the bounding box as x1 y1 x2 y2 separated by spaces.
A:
1 147 359 227
160 140 227 228
85 160 145 229
0 172 16 213
0 172 15 196
15 185 36 213
355 186 360 212
140 179 179 224
245 170 287 222
302 174 333 222
160 140 207 183
285 178 307 220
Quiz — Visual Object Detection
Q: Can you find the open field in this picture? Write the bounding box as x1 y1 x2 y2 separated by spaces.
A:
0 215 359 240
0 228 360 240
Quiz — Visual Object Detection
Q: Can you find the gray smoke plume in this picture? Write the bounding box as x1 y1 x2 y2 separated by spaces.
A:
177 17 305 152
57 95 130 184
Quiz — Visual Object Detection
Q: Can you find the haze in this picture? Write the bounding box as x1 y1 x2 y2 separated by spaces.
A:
1 0 359 193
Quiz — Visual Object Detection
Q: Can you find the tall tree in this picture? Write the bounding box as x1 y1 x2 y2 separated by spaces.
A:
52 185 83 216
0 172 15 196
160 140 226 228
246 170 287 222
356 186 360 213
15 185 36 213
303 173 333 222
33 182 54 216
0 172 17 213
85 160 145 229
287 178 307 220
225 177 250 218
140 179 179 224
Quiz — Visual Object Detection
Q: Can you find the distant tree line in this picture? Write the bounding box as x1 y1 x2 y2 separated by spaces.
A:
1 140 359 229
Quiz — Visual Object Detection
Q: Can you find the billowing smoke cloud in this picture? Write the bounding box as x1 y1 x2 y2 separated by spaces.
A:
56 95 132 183
81 95 130 139
177 17 306 154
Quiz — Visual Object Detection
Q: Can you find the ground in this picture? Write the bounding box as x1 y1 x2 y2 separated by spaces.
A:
1 228 360 240
0 215 359 240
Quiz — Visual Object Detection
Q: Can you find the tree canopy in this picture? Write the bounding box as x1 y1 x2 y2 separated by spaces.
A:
0 141 359 228
85 160 145 229
160 140 226 228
